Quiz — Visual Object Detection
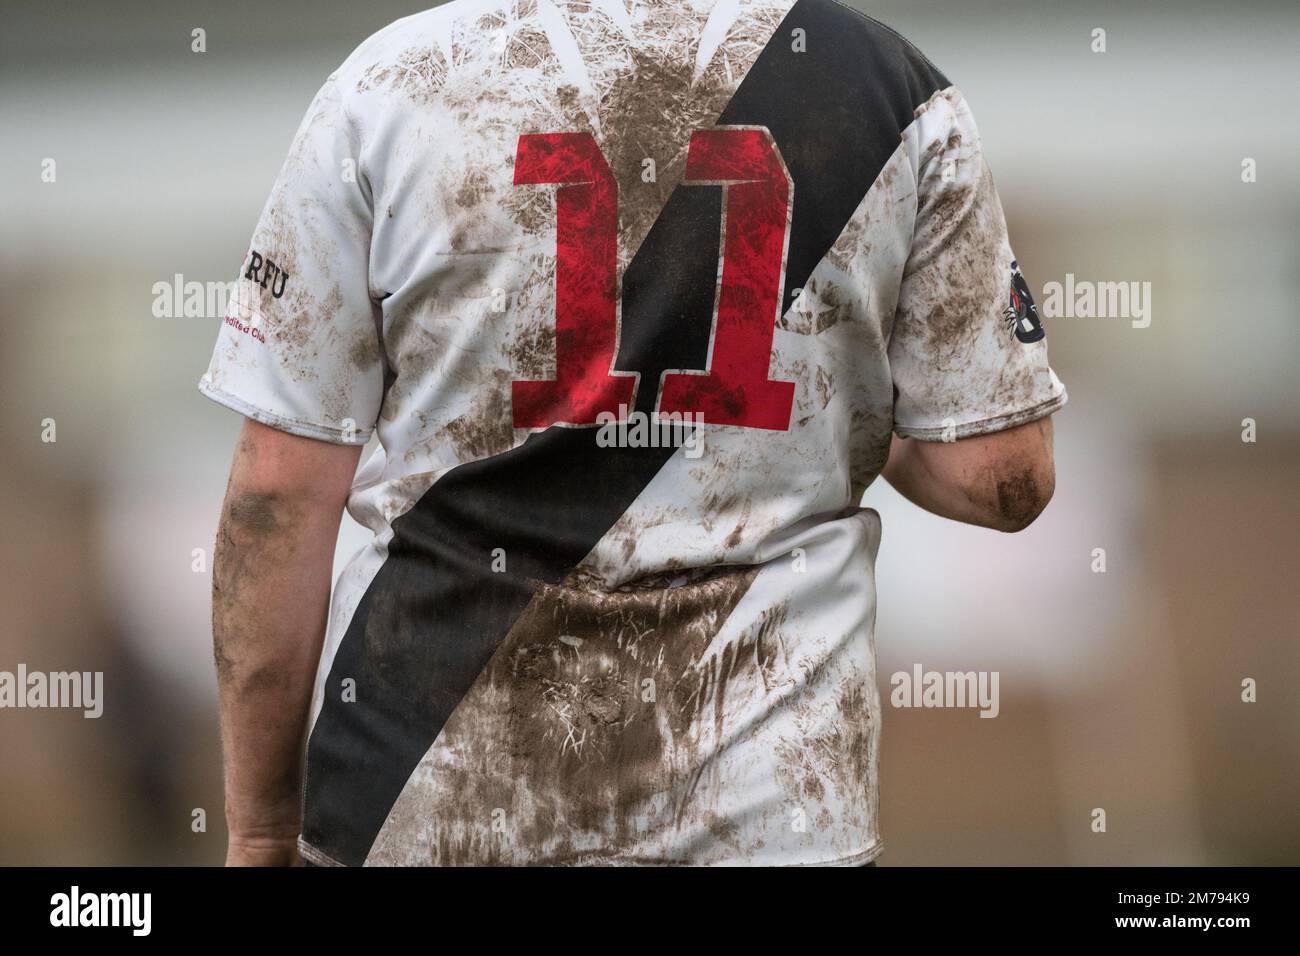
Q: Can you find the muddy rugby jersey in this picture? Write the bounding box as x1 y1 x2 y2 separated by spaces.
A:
200 0 1066 866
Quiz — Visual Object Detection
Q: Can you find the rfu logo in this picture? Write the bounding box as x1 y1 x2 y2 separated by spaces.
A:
244 249 290 298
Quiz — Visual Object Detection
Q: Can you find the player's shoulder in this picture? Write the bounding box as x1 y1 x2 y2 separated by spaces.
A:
802 1 949 85
323 0 498 95
321 0 954 126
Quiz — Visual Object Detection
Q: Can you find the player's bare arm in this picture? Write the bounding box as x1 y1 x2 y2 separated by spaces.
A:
882 416 1056 533
213 419 362 867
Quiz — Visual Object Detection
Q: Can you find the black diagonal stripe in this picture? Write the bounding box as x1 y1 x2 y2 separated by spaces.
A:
303 0 948 866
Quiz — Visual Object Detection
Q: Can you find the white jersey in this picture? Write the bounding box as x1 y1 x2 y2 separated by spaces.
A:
201 0 1066 866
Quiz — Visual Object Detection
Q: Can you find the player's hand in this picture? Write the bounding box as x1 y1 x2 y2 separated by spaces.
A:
225 833 303 867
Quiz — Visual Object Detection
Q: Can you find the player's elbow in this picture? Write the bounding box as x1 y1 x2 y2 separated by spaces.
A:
887 416 1059 533
988 456 1055 533
957 415 1058 533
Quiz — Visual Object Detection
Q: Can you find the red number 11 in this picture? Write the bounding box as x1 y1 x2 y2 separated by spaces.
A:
512 127 795 432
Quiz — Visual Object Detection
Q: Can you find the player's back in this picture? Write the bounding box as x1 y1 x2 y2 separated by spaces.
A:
201 0 1066 865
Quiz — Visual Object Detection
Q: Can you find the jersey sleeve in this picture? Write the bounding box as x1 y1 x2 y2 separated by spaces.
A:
198 74 383 445
888 87 1066 441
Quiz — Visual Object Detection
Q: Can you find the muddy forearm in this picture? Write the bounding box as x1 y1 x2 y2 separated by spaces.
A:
212 482 338 842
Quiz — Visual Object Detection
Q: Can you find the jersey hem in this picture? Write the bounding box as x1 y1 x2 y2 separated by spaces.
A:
298 839 347 867
198 380 374 446
894 388 1067 442
786 841 883 867
294 837 882 868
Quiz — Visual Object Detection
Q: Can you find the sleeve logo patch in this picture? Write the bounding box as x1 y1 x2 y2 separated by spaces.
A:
1003 260 1045 344
243 249 291 299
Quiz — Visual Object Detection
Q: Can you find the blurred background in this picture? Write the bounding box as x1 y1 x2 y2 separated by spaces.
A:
1 0 1296 865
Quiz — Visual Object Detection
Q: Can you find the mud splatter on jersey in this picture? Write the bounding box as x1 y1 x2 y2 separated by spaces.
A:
200 0 1066 866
